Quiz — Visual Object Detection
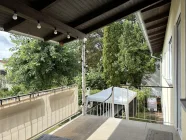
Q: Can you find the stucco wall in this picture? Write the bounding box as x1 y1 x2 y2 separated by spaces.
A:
0 87 78 140
161 0 186 139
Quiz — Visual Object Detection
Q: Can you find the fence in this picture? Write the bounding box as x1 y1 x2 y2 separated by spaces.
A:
86 86 173 125
0 86 78 140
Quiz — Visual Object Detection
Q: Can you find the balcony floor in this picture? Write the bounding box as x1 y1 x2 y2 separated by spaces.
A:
39 115 180 140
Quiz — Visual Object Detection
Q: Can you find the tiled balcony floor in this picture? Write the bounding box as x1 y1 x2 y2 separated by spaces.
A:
39 115 180 140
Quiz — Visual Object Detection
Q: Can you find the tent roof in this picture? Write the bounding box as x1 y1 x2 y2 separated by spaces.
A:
87 87 137 105
0 0 167 45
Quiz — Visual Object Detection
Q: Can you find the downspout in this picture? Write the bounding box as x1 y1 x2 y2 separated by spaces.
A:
136 12 161 60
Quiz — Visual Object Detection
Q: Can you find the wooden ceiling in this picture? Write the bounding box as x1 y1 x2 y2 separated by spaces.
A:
140 0 171 53
0 0 169 47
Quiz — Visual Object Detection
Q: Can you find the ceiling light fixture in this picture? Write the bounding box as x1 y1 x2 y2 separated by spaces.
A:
67 33 70 39
54 28 57 34
12 11 17 20
37 21 41 29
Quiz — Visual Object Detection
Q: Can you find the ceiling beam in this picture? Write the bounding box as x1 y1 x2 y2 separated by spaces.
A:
146 19 167 30
141 0 171 13
68 0 129 27
3 0 57 31
81 0 161 34
0 0 85 39
144 11 169 24
30 0 57 11
44 32 63 41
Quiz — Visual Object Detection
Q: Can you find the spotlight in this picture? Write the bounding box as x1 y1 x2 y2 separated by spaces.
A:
54 28 57 34
12 11 17 20
67 33 70 39
37 21 41 29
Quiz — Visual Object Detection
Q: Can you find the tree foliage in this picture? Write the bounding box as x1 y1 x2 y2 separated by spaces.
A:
7 35 79 91
103 22 123 86
102 15 156 87
85 29 103 69
118 20 156 87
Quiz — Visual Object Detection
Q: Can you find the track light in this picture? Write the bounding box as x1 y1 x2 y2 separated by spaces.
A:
37 21 41 29
67 33 70 39
12 11 17 20
54 28 57 34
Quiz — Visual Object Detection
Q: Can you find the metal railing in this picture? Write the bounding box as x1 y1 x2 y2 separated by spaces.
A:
0 85 76 106
0 85 79 140
85 86 173 124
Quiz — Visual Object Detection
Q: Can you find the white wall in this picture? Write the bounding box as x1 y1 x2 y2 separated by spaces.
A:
161 0 186 139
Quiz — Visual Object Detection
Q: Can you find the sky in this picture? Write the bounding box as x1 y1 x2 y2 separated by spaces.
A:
0 31 14 60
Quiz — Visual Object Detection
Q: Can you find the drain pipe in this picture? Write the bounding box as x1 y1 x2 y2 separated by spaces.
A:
136 12 161 60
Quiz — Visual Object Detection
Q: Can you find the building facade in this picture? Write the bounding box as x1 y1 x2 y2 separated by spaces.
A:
161 0 186 139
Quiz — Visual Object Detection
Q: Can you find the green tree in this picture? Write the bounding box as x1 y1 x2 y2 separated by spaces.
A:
7 35 79 91
118 19 156 87
103 22 123 86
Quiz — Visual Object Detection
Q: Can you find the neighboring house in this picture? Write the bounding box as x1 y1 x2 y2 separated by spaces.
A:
143 61 162 97
0 60 7 75
138 0 186 139
0 60 11 89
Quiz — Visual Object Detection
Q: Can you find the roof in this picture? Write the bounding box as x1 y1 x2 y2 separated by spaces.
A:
0 0 166 45
0 60 7 64
87 87 137 105
138 0 171 53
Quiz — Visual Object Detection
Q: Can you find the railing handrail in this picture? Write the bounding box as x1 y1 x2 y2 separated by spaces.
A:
0 84 77 105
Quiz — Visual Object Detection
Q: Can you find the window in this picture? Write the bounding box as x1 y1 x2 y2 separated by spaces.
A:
162 37 172 84
168 37 172 80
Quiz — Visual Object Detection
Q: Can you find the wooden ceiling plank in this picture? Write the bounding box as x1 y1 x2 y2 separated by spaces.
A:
144 11 169 24
149 36 164 41
3 17 25 31
141 0 171 13
146 19 168 30
148 28 165 36
68 0 129 27
152 45 163 49
81 0 161 34
0 0 85 38
150 38 164 44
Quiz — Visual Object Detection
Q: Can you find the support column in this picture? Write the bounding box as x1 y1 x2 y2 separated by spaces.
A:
125 104 129 120
82 38 87 115
126 87 129 120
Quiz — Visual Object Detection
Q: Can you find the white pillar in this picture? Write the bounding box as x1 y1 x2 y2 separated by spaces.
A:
112 87 115 118
82 38 87 115
126 87 129 120
125 104 129 120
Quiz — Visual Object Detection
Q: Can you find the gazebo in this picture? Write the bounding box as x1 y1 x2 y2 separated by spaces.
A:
86 87 137 119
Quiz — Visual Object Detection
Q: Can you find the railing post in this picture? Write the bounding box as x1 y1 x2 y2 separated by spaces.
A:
126 87 129 120
112 87 114 118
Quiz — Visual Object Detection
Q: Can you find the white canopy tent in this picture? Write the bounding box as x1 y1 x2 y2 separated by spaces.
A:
86 87 137 119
